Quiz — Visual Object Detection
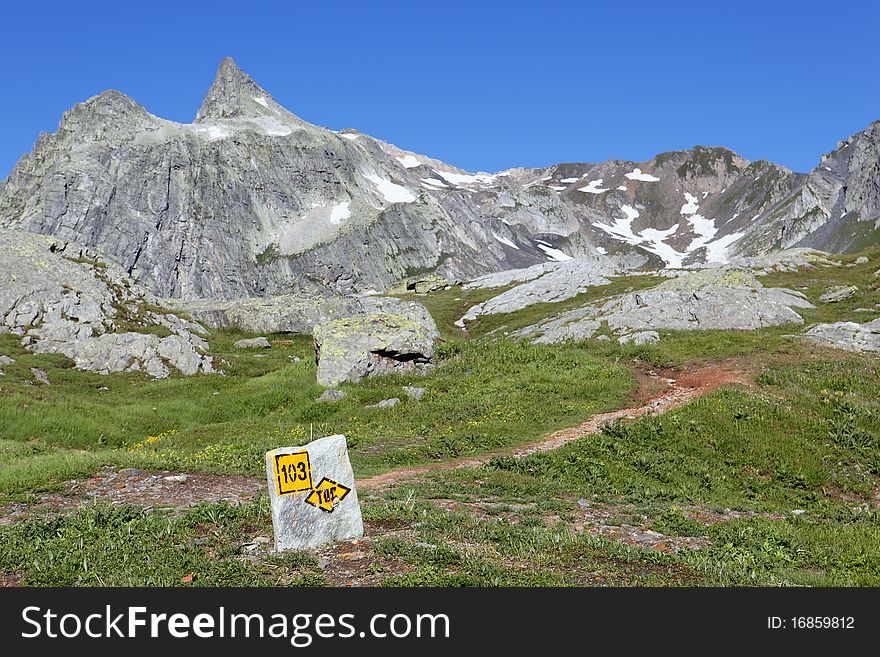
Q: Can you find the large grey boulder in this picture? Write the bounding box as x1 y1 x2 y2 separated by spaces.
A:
265 435 363 551
803 319 880 353
0 229 213 378
313 301 438 387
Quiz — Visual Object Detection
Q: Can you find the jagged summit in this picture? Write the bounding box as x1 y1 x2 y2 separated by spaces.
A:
0 56 878 301
194 57 298 124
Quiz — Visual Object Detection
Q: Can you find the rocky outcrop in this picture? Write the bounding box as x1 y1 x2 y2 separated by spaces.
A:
313 302 438 387
803 319 880 353
518 268 814 344
819 285 858 303
459 258 619 324
0 229 212 378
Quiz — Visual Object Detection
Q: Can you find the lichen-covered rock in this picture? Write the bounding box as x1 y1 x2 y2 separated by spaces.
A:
819 285 858 303
855 256 869 265
0 228 213 378
803 319 880 353
403 386 426 400
233 336 271 349
313 303 438 387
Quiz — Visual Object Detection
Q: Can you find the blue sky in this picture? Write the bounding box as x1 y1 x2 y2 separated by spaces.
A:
1 1 879 178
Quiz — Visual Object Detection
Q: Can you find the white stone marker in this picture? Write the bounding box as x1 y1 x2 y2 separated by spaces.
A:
265 434 364 551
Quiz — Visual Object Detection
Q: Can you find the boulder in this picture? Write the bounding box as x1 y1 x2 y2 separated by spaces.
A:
313 302 438 387
265 434 363 551
855 256 869 265
0 356 13 366
803 319 880 353
317 389 346 402
234 336 271 349
367 397 400 409
619 330 660 346
402 385 426 400
819 285 858 303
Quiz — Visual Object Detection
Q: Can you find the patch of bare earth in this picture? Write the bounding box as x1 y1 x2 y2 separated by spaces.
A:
0 466 263 526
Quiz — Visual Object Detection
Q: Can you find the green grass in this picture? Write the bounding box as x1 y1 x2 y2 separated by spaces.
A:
2 247 880 587
383 355 880 586
0 330 634 496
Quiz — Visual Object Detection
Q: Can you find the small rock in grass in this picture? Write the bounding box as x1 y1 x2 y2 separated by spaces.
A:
618 330 660 346
791 509 806 516
233 337 272 349
367 397 400 409
318 389 346 402
0 356 14 365
289 355 302 363
402 386 426 400
31 367 50 385
595 335 611 343
854 256 869 265
819 285 858 303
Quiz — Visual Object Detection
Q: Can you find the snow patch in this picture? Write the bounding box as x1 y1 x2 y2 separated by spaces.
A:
624 168 660 182
549 185 567 191
596 246 607 255
617 185 627 191
253 96 270 108
329 201 351 225
365 174 416 204
578 179 609 194
420 177 448 188
397 155 421 168
492 233 520 250
537 243 572 262
560 177 580 183
339 133 359 141
436 170 496 186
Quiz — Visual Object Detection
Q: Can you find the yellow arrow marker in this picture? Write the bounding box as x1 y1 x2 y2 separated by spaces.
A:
305 477 352 513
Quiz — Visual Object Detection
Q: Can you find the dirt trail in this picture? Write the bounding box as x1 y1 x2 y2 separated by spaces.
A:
357 362 752 491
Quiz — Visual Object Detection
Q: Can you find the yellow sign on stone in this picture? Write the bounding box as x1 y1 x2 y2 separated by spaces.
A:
273 451 313 496
305 477 352 513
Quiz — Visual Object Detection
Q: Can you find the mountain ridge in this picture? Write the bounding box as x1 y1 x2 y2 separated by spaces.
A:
1 58 878 300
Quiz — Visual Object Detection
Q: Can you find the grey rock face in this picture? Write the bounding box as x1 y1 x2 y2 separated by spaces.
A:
313 303 438 387
265 434 363 551
459 258 617 324
5 59 879 311
618 330 660 346
819 285 858 303
804 319 880 353
233 337 271 349
521 267 813 344
0 229 213 378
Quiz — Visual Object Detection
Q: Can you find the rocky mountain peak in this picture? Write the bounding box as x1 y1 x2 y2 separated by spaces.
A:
194 57 294 123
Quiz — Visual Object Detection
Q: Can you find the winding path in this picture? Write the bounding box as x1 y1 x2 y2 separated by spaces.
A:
357 362 751 491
